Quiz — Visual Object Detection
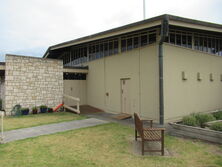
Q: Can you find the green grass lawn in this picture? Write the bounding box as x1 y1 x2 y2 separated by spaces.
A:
0 123 221 167
3 112 86 131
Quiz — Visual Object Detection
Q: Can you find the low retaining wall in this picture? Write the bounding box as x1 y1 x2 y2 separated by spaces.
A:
168 122 222 144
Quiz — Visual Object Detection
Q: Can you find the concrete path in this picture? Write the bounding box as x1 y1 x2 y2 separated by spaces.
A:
2 118 108 143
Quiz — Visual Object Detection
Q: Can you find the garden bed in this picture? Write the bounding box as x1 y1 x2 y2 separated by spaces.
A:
169 111 222 144
169 122 222 144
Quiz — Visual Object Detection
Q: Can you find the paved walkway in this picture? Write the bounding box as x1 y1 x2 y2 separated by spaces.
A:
2 118 108 143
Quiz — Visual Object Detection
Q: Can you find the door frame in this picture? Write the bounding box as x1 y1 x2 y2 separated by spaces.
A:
120 78 131 114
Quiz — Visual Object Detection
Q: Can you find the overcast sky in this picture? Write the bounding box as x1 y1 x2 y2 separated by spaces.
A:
0 0 221 61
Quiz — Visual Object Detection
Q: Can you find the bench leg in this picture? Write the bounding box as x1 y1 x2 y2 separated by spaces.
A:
161 131 164 156
142 140 144 155
135 130 137 141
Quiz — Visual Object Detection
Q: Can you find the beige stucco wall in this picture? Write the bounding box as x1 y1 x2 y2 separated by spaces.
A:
86 44 159 121
64 80 87 106
163 43 222 122
5 55 63 114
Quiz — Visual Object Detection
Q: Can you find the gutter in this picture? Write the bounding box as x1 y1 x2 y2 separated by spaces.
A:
158 15 169 125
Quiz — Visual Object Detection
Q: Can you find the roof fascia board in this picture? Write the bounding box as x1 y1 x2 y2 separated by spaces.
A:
169 20 222 33
50 20 161 50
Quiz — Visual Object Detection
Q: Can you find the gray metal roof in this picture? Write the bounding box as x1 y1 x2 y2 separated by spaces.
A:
43 14 222 58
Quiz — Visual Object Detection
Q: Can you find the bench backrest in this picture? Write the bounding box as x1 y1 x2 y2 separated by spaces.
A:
134 113 144 139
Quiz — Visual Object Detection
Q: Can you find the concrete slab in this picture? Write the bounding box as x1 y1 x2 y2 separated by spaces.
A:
131 138 171 156
2 118 108 143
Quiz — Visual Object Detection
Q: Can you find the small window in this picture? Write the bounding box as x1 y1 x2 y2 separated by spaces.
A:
149 33 156 44
99 43 104 57
215 39 219 55
187 35 192 48
170 33 175 44
104 42 109 56
203 38 208 52
182 34 187 47
208 38 212 53
141 34 147 46
109 41 114 55
127 38 133 50
194 36 199 50
211 39 216 54
121 39 126 52
176 34 181 45
95 45 100 59
114 41 118 54
219 40 222 56
199 37 204 51
133 36 139 48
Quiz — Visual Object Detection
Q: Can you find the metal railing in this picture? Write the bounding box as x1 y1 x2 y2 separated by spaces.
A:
63 94 80 114
0 111 4 143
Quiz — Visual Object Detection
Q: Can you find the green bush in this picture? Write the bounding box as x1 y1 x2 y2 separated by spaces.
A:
40 105 47 109
195 113 216 128
212 111 222 120
182 115 198 126
21 108 29 111
210 122 222 131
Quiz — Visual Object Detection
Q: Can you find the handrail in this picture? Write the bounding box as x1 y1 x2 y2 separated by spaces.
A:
64 94 80 102
63 94 80 114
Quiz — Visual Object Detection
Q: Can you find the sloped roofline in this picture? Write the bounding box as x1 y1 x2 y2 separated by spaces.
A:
43 14 222 58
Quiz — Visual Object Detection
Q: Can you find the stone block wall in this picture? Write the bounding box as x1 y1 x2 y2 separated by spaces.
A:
5 55 63 114
0 77 5 110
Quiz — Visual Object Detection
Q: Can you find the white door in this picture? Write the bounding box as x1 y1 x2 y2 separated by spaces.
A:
121 79 131 114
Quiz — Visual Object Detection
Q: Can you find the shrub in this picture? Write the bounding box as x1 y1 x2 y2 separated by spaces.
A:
40 105 47 109
195 113 216 128
182 115 198 126
32 106 38 110
210 122 222 131
21 108 29 111
212 111 222 120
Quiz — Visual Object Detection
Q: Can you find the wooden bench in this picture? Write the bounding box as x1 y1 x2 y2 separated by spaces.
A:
134 113 165 155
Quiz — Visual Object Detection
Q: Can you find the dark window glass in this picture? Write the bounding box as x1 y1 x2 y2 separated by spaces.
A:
99 43 104 57
187 36 192 48
208 38 212 53
104 42 108 56
121 39 126 52
84 47 87 57
212 39 216 54
95 45 100 58
71 50 75 61
182 34 187 47
109 41 113 55
203 38 208 52
199 37 203 51
176 34 181 45
89 46 92 60
215 39 219 55
194 36 199 50
164 36 169 42
114 41 118 54
149 33 156 44
76 49 80 64
170 33 175 44
141 34 147 46
219 40 222 56
127 38 133 50
134 37 139 48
